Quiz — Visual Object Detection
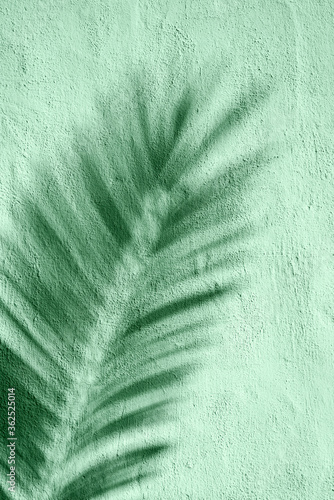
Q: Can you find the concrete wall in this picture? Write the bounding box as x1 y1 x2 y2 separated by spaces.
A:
1 1 334 498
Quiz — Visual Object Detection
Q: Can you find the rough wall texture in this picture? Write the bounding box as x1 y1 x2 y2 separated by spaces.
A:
1 1 334 499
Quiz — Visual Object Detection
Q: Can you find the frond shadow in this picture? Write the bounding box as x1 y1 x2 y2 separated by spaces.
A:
59 445 168 500
0 72 272 498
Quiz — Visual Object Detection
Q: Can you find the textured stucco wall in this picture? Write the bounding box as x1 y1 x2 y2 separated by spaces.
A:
1 1 334 499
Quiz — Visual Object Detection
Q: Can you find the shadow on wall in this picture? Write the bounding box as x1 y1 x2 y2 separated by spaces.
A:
0 73 272 499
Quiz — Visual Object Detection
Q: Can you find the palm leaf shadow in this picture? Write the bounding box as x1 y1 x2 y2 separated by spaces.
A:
59 445 168 500
0 75 271 499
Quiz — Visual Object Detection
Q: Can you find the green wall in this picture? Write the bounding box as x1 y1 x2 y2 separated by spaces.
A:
1 1 334 498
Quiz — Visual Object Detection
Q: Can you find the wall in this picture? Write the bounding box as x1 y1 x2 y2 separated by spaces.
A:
1 1 334 499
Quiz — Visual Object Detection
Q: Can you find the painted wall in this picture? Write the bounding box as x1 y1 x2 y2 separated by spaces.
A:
1 1 334 498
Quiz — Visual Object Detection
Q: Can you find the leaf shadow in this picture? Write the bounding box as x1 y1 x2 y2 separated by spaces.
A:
0 74 272 498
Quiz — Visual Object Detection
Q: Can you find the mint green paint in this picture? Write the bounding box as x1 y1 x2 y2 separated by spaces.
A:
1 1 334 499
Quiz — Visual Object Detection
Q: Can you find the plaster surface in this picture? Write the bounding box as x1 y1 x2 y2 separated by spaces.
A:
1 1 334 499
